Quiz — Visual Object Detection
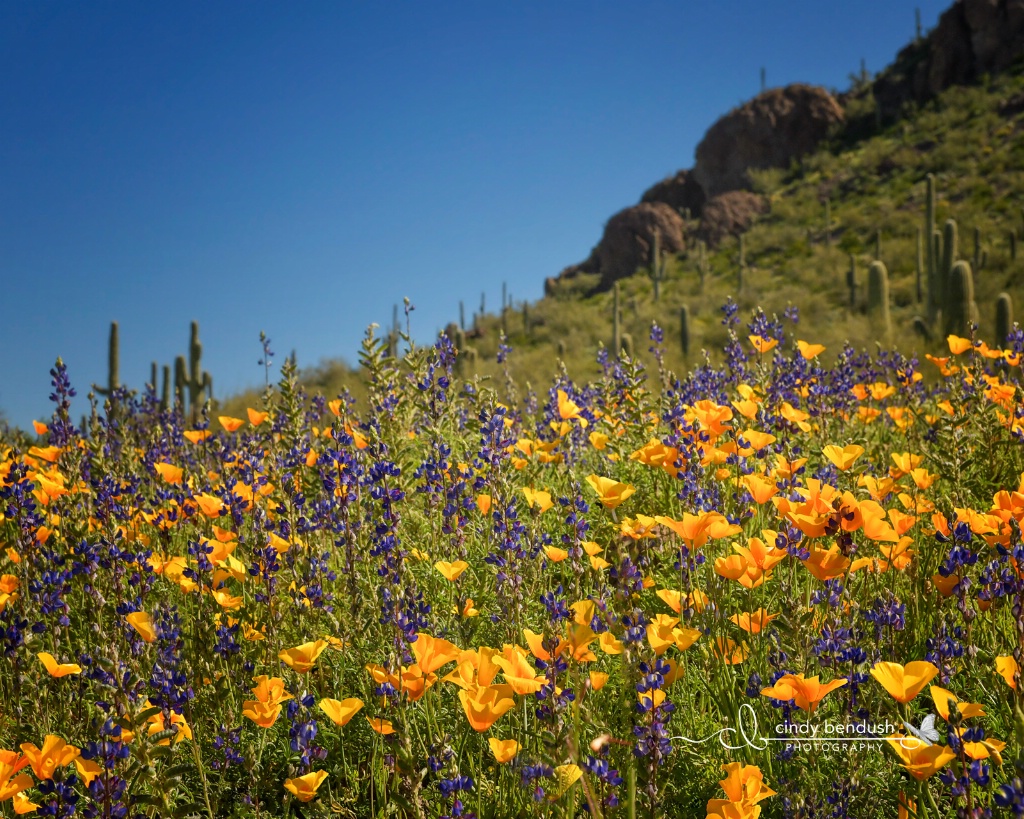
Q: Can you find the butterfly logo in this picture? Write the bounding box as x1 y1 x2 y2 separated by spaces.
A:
903 714 940 746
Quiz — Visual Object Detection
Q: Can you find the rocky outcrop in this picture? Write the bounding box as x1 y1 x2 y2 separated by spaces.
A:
640 170 707 217
697 191 769 248
693 85 844 199
594 203 686 291
873 0 1024 121
545 203 686 294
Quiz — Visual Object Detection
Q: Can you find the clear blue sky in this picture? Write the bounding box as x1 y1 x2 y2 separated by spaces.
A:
1 1 949 427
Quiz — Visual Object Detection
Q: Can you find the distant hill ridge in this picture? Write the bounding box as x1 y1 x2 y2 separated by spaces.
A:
546 0 1024 297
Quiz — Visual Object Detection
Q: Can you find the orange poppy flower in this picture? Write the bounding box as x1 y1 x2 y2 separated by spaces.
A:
598 632 624 655
544 546 569 562
488 737 519 763
870 661 938 704
585 475 635 509
719 761 776 804
589 671 609 691
796 340 825 359
319 698 364 727
748 335 779 354
20 736 80 780
284 770 327 802
803 544 850 582
247 408 270 426
887 737 956 780
741 473 780 504
929 686 985 720
279 640 328 673
435 560 469 581
366 717 395 735
729 609 778 635
947 335 973 355
411 633 461 675
822 444 864 472
154 463 183 485
192 493 225 519
714 638 749 665
492 646 544 695
556 390 587 427
218 416 244 432
761 673 847 713
126 612 157 643
522 486 554 514
459 684 517 732
37 652 82 678
996 656 1019 689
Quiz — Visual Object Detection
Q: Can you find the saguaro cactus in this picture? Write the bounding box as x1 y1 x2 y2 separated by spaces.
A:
944 260 976 339
160 365 170 412
174 320 212 420
912 315 932 342
387 304 399 358
92 321 120 397
867 260 891 339
620 332 634 359
846 255 857 308
925 174 937 322
737 234 746 293
696 239 709 292
680 305 691 359
824 199 832 251
612 282 622 356
996 292 1014 347
915 227 924 304
649 228 664 302
937 221 958 325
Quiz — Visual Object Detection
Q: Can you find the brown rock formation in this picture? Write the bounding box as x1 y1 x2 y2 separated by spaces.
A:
693 84 844 199
640 170 707 216
696 191 769 248
594 202 686 290
873 0 1024 121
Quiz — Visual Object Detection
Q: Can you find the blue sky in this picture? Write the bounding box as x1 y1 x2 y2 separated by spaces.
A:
0 1 949 427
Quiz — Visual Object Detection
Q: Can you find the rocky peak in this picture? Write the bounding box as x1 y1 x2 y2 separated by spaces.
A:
692 84 844 199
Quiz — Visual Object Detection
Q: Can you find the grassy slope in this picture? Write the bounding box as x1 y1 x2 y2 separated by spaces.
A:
221 66 1024 416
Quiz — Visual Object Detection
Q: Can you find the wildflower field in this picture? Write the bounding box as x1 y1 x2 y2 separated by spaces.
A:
4 307 1024 819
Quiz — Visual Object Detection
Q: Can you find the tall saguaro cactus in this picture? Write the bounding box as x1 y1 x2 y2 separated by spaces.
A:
824 199 832 251
680 305 691 359
915 227 924 304
846 255 857 308
174 320 212 421
867 260 891 339
696 239 708 292
160 365 170 412
944 260 977 339
92 321 120 398
737 234 746 293
996 292 1014 348
649 228 664 302
612 281 622 356
925 174 937 323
